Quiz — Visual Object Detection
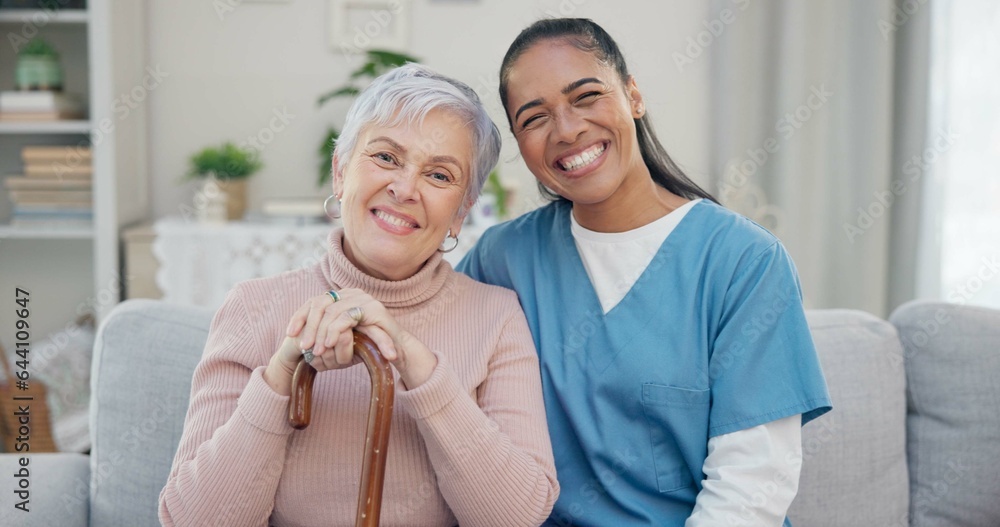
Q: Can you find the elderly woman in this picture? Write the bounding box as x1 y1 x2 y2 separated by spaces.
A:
159 64 558 527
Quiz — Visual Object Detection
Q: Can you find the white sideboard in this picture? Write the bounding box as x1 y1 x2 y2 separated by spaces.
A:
124 218 488 311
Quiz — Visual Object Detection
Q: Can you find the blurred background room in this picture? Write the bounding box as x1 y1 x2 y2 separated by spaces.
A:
0 0 996 469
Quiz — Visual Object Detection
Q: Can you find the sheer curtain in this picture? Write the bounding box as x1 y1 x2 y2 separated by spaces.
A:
933 0 1000 309
707 0 933 316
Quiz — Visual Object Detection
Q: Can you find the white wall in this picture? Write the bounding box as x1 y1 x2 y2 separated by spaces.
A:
146 0 712 218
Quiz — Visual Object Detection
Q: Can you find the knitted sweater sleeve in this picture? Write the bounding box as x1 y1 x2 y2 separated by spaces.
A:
395 302 560 527
159 287 294 527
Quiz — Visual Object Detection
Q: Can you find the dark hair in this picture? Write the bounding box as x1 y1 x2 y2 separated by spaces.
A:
499 18 718 204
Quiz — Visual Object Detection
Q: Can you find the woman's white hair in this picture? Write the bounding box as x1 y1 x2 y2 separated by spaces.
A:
332 63 502 212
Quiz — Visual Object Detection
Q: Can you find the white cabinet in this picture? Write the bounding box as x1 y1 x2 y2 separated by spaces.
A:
0 1 147 342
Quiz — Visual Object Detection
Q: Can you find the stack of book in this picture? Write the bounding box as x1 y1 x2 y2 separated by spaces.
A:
3 146 93 227
257 196 328 225
0 91 86 122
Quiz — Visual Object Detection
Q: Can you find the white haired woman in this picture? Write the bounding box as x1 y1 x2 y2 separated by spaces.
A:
159 64 559 527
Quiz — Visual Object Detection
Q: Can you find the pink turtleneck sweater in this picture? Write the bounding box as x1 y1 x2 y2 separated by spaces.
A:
159 229 559 527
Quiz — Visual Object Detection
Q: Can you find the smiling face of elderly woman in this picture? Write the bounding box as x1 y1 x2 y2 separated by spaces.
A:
330 64 501 281
334 109 473 281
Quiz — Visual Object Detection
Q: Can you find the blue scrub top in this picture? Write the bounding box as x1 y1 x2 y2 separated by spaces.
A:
458 200 831 526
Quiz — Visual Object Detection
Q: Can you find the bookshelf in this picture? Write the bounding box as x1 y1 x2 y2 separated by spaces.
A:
0 0 147 343
0 9 88 24
0 120 92 134
0 224 92 238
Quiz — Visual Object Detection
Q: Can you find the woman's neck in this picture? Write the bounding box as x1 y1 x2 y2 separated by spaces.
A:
571 169 690 233
321 228 450 308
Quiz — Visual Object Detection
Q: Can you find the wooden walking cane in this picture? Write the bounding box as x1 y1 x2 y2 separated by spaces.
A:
288 331 394 527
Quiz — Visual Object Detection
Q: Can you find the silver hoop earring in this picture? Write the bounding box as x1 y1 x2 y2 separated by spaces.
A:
323 194 341 219
439 229 459 253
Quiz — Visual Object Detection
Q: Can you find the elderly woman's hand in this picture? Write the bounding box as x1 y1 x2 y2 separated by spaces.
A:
263 290 437 396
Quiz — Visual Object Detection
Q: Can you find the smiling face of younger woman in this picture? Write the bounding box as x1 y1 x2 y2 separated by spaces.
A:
504 40 649 209
333 108 472 281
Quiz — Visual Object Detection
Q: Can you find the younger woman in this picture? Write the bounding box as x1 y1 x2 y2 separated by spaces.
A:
460 19 831 526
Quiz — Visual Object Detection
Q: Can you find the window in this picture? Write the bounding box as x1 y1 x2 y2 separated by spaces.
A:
929 0 1000 308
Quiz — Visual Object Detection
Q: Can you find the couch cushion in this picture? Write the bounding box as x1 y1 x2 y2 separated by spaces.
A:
0 452 89 527
89 299 212 527
891 301 1000 527
788 309 909 527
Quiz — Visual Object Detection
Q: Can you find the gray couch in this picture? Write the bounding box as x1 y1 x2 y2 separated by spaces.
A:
1 299 998 526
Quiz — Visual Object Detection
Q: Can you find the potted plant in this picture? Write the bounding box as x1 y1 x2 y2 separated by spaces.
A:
316 49 420 187
186 142 263 221
15 38 62 91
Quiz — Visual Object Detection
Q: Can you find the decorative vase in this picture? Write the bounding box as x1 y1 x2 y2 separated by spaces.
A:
218 179 248 221
196 179 228 225
15 56 63 91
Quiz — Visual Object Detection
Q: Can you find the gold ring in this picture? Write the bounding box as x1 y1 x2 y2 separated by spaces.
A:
347 306 364 323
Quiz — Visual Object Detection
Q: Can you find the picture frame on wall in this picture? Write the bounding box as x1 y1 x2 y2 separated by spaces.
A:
328 0 411 53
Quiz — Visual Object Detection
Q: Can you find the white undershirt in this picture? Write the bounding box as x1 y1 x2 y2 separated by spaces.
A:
570 199 802 525
570 199 700 314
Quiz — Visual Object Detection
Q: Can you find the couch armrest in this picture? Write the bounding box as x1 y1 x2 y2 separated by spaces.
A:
89 299 212 526
891 301 1000 526
0 452 89 527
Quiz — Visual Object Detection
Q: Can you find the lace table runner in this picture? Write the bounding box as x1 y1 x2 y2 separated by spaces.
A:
153 217 334 310
152 217 487 311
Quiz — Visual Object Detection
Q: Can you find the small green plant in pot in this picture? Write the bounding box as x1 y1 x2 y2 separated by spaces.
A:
15 38 63 91
186 142 263 221
316 49 420 187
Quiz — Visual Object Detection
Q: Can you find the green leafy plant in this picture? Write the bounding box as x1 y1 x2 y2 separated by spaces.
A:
186 142 263 181
486 170 508 219
18 38 59 58
317 49 420 187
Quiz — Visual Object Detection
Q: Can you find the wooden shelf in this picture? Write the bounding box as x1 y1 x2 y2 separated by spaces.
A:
0 120 91 134
0 223 93 239
0 9 88 24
